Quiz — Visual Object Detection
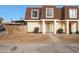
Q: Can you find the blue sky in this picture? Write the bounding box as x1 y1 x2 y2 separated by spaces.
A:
0 5 27 21
0 5 63 21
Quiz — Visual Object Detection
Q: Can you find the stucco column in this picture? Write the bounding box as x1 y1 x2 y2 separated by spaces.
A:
42 20 46 34
78 21 79 31
54 21 56 34
66 21 69 34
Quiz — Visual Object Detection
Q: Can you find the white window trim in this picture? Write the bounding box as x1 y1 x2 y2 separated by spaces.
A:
31 9 39 19
46 8 54 18
69 9 77 18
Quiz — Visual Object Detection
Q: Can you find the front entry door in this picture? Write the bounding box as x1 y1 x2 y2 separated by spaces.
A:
46 23 51 32
71 23 77 33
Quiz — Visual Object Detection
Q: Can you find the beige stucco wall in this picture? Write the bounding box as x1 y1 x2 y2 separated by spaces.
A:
27 22 42 32
61 23 66 32
56 22 66 32
27 21 66 33
56 22 61 31
26 20 79 34
51 23 54 32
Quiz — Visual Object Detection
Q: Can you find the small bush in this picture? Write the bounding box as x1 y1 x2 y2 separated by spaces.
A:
57 28 63 34
69 31 72 34
75 31 79 34
34 27 39 33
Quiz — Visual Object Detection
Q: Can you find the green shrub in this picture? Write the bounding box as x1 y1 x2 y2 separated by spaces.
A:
34 27 39 33
57 28 63 34
75 31 79 34
69 31 72 34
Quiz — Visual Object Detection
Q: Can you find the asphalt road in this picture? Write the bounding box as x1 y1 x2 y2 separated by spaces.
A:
0 43 79 53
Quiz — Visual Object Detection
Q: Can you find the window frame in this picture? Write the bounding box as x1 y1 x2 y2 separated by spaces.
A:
31 9 39 19
46 8 54 18
69 8 77 18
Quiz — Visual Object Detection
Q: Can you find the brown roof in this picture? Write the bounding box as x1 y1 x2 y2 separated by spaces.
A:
25 6 79 20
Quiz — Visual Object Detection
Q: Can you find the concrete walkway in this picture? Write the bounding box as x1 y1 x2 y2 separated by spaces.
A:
0 34 79 53
47 34 72 53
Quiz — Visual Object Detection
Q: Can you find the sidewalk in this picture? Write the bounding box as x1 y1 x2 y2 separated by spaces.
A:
47 34 72 53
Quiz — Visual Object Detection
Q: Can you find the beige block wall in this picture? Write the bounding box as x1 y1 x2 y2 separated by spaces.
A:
5 24 27 34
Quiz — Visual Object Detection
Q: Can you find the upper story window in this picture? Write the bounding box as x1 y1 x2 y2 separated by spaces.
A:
46 8 54 18
69 9 77 18
31 9 39 19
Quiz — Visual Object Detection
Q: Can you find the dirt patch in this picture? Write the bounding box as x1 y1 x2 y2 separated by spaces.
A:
0 34 51 44
56 34 79 43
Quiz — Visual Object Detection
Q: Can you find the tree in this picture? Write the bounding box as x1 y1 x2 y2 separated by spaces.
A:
0 17 4 23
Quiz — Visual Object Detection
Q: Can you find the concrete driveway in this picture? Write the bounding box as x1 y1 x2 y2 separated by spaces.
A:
0 34 79 53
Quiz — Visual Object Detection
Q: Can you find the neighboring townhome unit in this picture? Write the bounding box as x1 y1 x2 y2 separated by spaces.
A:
25 5 79 34
63 6 79 34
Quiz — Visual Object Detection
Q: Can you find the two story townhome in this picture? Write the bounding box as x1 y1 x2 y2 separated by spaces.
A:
25 5 79 34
